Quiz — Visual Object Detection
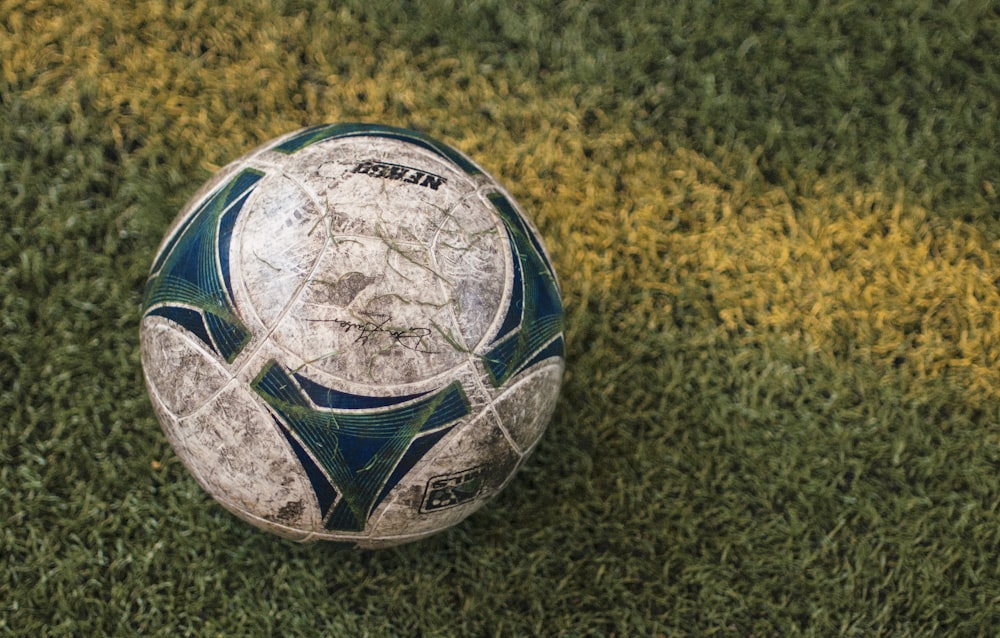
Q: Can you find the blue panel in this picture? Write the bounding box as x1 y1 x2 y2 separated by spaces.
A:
523 334 565 371
204 309 250 364
143 168 264 363
293 371 428 410
150 210 200 276
374 426 455 508
146 305 212 351
271 415 339 520
324 499 361 532
483 192 564 387
252 361 471 533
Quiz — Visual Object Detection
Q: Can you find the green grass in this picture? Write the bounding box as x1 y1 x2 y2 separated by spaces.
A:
3 0 1000 635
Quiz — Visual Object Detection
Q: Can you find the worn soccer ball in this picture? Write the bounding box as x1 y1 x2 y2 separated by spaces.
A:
140 123 564 547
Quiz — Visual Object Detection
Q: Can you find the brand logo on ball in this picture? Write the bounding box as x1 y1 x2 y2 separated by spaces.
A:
350 159 448 190
421 466 486 512
140 123 565 547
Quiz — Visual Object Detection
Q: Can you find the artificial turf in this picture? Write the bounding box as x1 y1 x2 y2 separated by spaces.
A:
3 0 1000 635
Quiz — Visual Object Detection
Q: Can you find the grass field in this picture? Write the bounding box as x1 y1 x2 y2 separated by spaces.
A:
3 0 1000 635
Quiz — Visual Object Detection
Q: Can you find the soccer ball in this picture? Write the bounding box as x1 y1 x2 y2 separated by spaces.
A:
140 123 565 547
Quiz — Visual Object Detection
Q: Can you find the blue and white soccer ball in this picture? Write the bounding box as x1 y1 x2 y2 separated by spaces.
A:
140 124 565 547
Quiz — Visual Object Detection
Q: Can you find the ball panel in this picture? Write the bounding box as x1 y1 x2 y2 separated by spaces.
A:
140 318 231 416
429 196 508 352
489 361 565 453
177 381 322 532
269 236 469 386
143 365 195 466
234 172 328 331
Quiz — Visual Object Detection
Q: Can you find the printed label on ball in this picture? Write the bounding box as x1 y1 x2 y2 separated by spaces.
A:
421 466 486 512
351 159 448 190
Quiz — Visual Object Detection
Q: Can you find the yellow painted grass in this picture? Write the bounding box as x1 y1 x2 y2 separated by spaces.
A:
7 0 1000 406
